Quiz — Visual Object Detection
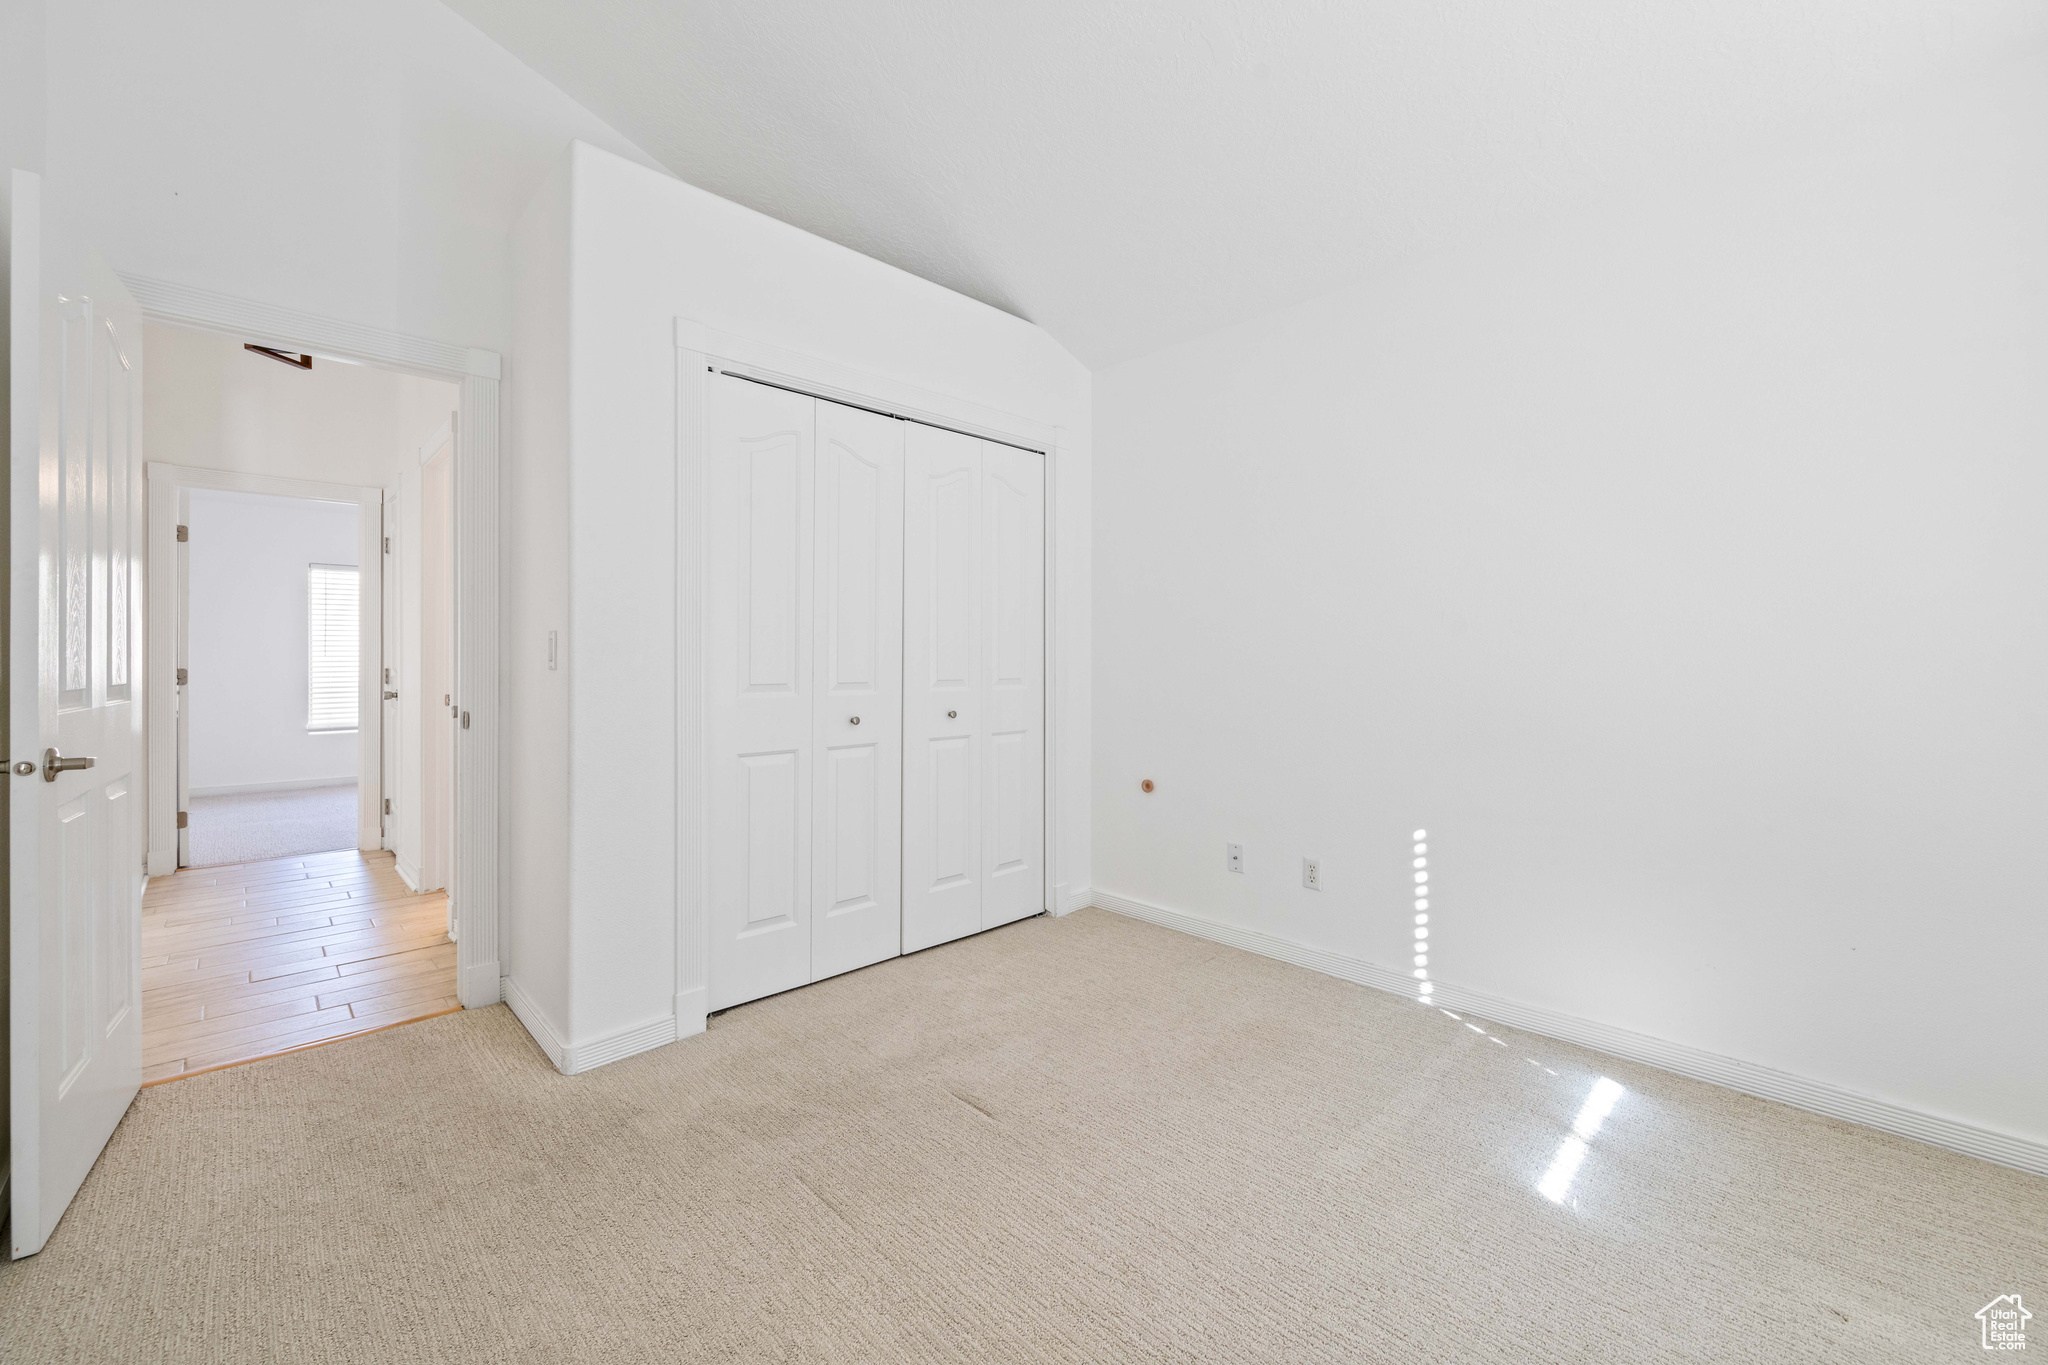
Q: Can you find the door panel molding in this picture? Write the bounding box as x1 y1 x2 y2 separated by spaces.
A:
705 378 815 1007
902 424 982 953
809 400 902 984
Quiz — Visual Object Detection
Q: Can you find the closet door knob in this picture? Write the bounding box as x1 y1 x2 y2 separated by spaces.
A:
947 710 957 719
849 716 860 726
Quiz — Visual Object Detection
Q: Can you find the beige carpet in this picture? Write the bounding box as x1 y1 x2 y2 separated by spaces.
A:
184 783 359 868
4 908 2042 1363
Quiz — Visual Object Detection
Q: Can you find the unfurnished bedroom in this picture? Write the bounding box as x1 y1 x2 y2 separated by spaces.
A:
2 1 2043 1361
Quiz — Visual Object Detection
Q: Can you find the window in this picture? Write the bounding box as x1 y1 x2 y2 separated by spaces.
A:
307 563 360 731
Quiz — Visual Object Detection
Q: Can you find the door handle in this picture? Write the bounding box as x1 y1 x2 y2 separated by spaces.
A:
43 748 95 783
849 716 861 726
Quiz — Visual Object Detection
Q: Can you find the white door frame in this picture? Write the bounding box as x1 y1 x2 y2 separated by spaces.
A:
147 466 385 853
415 424 456 899
123 276 503 1009
673 317 1070 1033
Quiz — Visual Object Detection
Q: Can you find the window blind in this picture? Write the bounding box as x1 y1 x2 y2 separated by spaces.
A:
308 563 360 732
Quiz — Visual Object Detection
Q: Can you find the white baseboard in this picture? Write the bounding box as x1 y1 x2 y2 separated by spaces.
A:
394 860 421 894
502 977 680 1075
563 1016 678 1075
187 777 356 797
457 960 502 1009
1055 884 1092 917
1092 888 2048 1179
675 987 708 1040
501 975 564 1069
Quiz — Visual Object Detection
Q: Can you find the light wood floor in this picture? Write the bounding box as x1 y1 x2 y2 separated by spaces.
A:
141 848 458 1084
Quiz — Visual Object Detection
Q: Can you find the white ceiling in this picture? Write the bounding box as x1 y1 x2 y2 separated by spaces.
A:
444 0 2041 367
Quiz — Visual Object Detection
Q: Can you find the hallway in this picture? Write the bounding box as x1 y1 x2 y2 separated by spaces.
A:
140 850 457 1083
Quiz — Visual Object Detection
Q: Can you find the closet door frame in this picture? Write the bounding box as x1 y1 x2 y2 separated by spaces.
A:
674 319 1069 1034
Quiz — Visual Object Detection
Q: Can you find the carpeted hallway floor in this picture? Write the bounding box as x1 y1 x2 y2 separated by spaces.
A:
184 783 360 868
3 908 2042 1363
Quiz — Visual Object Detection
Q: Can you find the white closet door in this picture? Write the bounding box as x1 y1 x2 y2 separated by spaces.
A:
810 401 903 981
902 425 983 953
706 376 816 1010
979 444 1045 930
902 428 1045 951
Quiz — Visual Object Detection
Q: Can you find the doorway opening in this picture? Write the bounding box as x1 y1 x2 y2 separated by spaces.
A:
179 489 365 867
140 321 462 1083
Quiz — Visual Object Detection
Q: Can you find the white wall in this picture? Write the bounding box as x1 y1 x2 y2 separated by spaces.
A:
148 323 458 489
0 0 43 179
1094 47 2048 1149
505 141 1092 1054
502 155 571 1025
186 491 361 792
35 0 656 357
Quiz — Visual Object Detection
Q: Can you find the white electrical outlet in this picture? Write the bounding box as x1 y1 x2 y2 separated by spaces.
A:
1226 842 1244 874
1302 856 1320 890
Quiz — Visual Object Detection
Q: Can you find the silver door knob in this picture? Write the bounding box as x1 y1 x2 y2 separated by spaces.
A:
43 748 95 783
947 710 957 719
849 716 860 725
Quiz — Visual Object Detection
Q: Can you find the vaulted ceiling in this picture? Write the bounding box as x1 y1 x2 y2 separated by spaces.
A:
445 0 2039 367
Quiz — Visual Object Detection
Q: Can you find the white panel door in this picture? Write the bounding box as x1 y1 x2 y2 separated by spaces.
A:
903 429 1044 951
978 444 1045 930
9 173 146 1258
901 425 982 952
810 401 903 982
419 443 454 896
706 376 817 1010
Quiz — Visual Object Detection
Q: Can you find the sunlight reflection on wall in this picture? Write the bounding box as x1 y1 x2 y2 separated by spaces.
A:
1410 828 1430 1002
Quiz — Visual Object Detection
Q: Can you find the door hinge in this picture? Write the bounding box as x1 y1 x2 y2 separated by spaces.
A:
176 811 188 829
383 797 391 815
383 666 391 685
176 524 189 543
176 667 188 685
384 536 391 554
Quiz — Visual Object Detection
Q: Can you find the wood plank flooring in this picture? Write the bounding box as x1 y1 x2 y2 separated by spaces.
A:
140 848 459 1084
